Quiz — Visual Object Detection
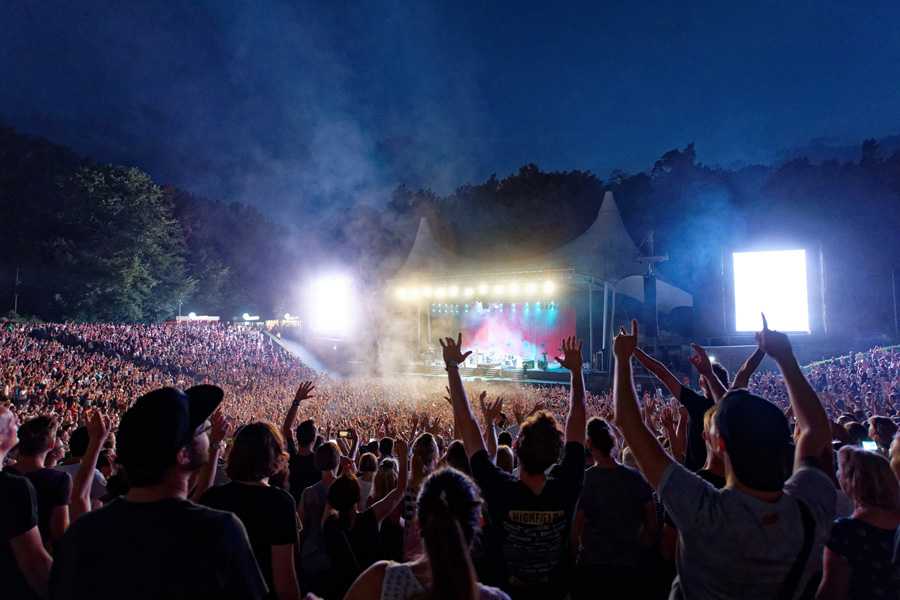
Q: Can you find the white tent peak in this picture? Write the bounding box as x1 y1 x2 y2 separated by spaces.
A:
396 216 452 277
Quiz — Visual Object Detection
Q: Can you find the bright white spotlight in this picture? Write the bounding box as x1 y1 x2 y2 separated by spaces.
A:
435 286 447 299
525 282 538 295
733 249 810 332
394 287 408 301
447 285 459 298
477 282 489 295
463 287 475 299
242 312 251 321
421 286 433 298
493 284 506 296
542 280 556 295
308 274 356 337
188 311 197 319
508 281 521 296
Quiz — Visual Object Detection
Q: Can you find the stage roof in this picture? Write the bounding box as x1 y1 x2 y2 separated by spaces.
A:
394 191 692 309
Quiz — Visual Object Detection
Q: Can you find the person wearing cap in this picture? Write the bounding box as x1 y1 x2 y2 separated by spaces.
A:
612 317 836 600
0 404 53 599
47 386 268 600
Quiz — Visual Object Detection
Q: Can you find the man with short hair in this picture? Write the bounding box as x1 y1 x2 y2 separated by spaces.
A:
282 381 320 502
613 317 836 599
0 405 53 599
49 386 267 600
444 333 586 600
56 425 106 509
868 415 898 456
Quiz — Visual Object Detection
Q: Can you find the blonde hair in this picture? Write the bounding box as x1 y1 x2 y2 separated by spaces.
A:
838 445 900 511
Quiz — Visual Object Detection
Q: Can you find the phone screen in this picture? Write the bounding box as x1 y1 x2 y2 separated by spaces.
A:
861 440 878 451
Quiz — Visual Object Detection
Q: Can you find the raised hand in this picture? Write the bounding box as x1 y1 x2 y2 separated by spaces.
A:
512 402 526 425
210 409 233 445
86 409 111 446
613 319 639 360
480 393 504 425
526 401 546 419
293 381 316 405
440 333 473 366
555 336 584 371
689 343 715 377
756 312 794 363
394 437 409 460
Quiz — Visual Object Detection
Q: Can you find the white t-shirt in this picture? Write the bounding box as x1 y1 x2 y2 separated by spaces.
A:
57 463 107 500
659 462 837 600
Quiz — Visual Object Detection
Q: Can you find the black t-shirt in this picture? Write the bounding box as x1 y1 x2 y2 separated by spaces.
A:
1 471 41 600
471 441 585 600
200 482 298 596
6 466 71 546
678 387 714 472
287 444 320 503
323 509 379 599
49 497 268 600
696 468 726 489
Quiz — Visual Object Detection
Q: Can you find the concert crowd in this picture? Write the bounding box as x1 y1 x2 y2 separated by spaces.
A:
1 320 898 599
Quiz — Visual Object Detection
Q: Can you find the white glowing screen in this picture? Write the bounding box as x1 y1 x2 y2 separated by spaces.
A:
733 250 810 332
309 274 356 337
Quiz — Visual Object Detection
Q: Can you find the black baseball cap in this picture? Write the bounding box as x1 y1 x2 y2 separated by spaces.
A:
117 385 223 471
715 390 792 492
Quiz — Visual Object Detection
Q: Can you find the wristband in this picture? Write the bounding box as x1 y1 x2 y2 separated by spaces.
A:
445 362 459 371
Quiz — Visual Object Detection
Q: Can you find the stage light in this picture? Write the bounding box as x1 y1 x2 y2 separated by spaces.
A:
448 285 459 298
188 312 197 319
242 312 251 321
733 250 810 332
308 273 356 337
395 287 409 301
463 287 475 298
709 355 717 363
435 287 447 299
421 286 433 298
508 281 521 296
542 280 556 295
478 282 489 295
493 284 506 296
525 282 538 295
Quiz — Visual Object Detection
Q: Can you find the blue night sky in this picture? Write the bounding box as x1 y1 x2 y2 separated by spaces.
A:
2 1 900 218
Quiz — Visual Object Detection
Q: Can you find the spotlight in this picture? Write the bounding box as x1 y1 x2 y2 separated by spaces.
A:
408 288 421 301
525 282 538 295
448 285 459 298
493 284 506 295
421 286 433 298
508 281 521 296
542 280 556 295
463 287 475 298
308 273 356 337
188 312 197 319
242 312 251 321
395 287 408 301
435 287 447 299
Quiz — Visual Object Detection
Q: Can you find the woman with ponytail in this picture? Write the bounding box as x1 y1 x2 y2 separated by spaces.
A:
344 468 510 600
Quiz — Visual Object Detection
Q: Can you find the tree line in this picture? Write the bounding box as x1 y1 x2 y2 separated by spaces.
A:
2 125 899 338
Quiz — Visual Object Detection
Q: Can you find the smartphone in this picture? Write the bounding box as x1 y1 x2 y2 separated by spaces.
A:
861 440 878 451
338 430 350 438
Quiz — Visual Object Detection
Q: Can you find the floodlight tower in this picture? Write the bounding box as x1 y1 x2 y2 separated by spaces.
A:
636 231 669 340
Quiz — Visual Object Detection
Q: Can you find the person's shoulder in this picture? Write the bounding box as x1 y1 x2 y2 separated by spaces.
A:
264 485 297 509
1 468 35 492
478 583 513 600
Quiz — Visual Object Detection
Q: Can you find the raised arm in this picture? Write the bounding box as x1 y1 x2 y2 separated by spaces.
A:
282 381 316 449
190 410 232 501
634 348 684 398
757 314 830 471
557 336 586 445
441 334 486 458
731 347 765 390
370 438 409 523
70 410 109 521
612 320 674 489
479 392 503 460
689 344 727 401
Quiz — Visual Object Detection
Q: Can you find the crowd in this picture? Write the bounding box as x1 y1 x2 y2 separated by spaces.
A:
1 319 898 599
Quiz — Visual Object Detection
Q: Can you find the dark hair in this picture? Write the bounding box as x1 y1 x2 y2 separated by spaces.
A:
328 474 361 526
712 363 730 389
497 430 513 447
359 452 377 473
416 468 482 600
870 416 898 443
445 440 471 475
226 422 288 482
845 422 868 445
17 415 58 456
314 440 340 472
69 426 90 458
515 411 563 475
379 437 394 457
586 418 615 455
296 419 316 447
